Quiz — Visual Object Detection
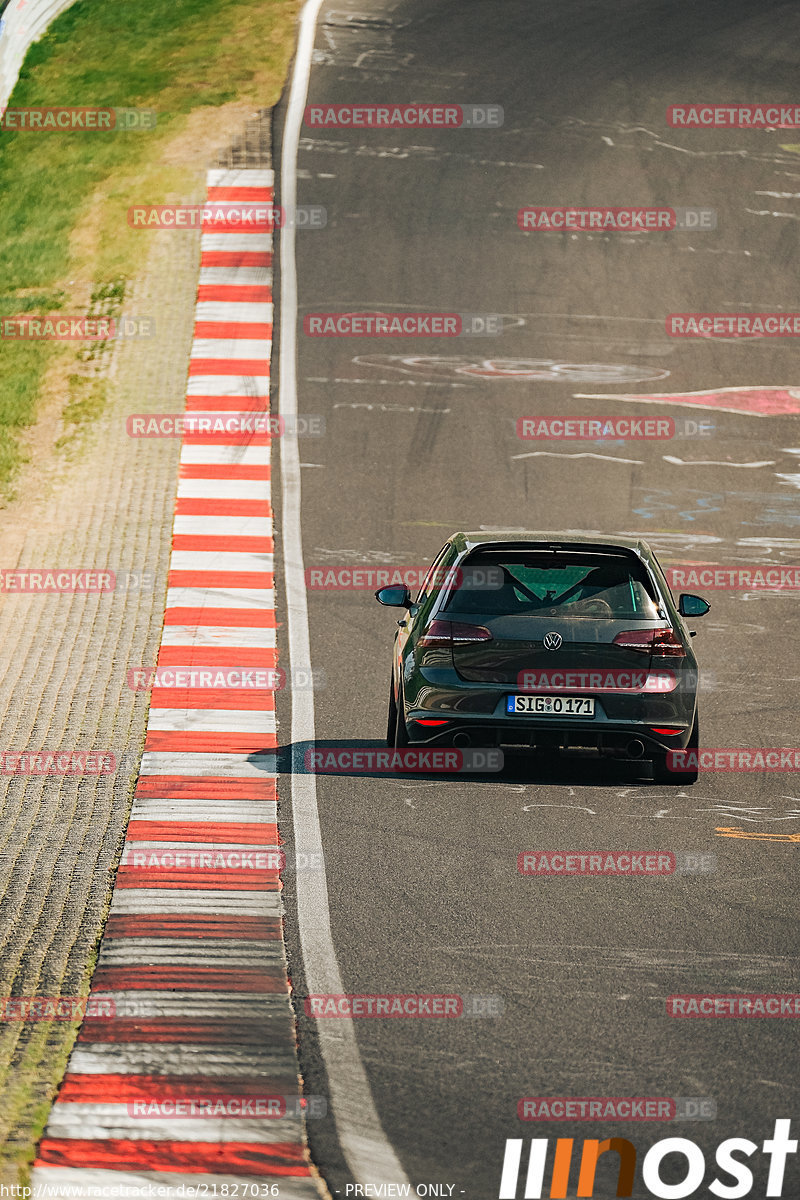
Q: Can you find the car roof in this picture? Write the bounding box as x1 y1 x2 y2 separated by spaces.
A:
451 531 653 557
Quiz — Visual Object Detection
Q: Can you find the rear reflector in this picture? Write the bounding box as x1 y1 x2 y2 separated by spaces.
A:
418 619 492 647
613 626 685 657
651 727 683 735
416 719 450 726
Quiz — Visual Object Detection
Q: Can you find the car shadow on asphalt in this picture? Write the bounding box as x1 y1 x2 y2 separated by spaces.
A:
259 739 657 787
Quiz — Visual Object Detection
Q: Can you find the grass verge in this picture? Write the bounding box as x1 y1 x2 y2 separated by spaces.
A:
0 0 299 495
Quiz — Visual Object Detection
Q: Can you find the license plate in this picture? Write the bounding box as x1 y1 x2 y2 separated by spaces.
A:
507 695 596 717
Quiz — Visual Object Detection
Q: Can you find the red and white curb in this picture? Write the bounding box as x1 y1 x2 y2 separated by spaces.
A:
33 169 323 1198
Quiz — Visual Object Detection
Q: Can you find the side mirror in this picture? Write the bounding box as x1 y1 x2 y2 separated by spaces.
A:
375 585 411 609
678 593 710 618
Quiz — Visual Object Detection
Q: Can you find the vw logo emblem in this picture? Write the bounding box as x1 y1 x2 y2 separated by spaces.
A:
543 632 563 651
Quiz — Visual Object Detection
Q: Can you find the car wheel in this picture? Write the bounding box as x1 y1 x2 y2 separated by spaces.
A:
652 714 699 785
386 678 398 747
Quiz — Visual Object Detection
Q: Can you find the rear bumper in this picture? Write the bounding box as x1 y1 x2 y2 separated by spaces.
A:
402 667 696 757
404 714 693 758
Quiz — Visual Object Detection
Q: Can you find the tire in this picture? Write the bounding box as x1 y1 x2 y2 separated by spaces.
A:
394 683 410 748
386 678 398 747
652 713 699 785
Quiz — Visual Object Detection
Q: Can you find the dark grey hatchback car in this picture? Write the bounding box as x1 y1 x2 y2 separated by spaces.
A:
376 532 709 784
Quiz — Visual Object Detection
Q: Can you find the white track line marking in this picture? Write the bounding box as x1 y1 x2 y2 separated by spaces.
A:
179 444 272 466
199 266 272 285
171 516 273 537
67 1045 297 1075
145 711 277 734
160 625 277 648
129 801 277 821
98 943 281 966
512 450 645 464
279 0 411 1187
91 993 289 1016
44 1110 304 1142
164 585 275 607
109 890 278 916
186 376 270 396
190 338 272 359
196 301 274 321
168 550 274 570
139 752 276 776
207 169 275 187
176 479 272 499
662 455 776 467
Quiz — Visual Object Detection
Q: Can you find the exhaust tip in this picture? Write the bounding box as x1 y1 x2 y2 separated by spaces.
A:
627 739 646 759
452 731 472 748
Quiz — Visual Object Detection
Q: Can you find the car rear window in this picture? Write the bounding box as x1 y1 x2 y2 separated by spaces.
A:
441 551 663 620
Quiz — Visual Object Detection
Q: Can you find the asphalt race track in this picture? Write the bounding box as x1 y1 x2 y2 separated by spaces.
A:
274 2 800 1195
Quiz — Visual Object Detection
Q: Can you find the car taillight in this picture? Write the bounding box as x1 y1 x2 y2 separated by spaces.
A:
651 627 686 657
613 627 685 657
418 619 493 647
612 629 656 652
